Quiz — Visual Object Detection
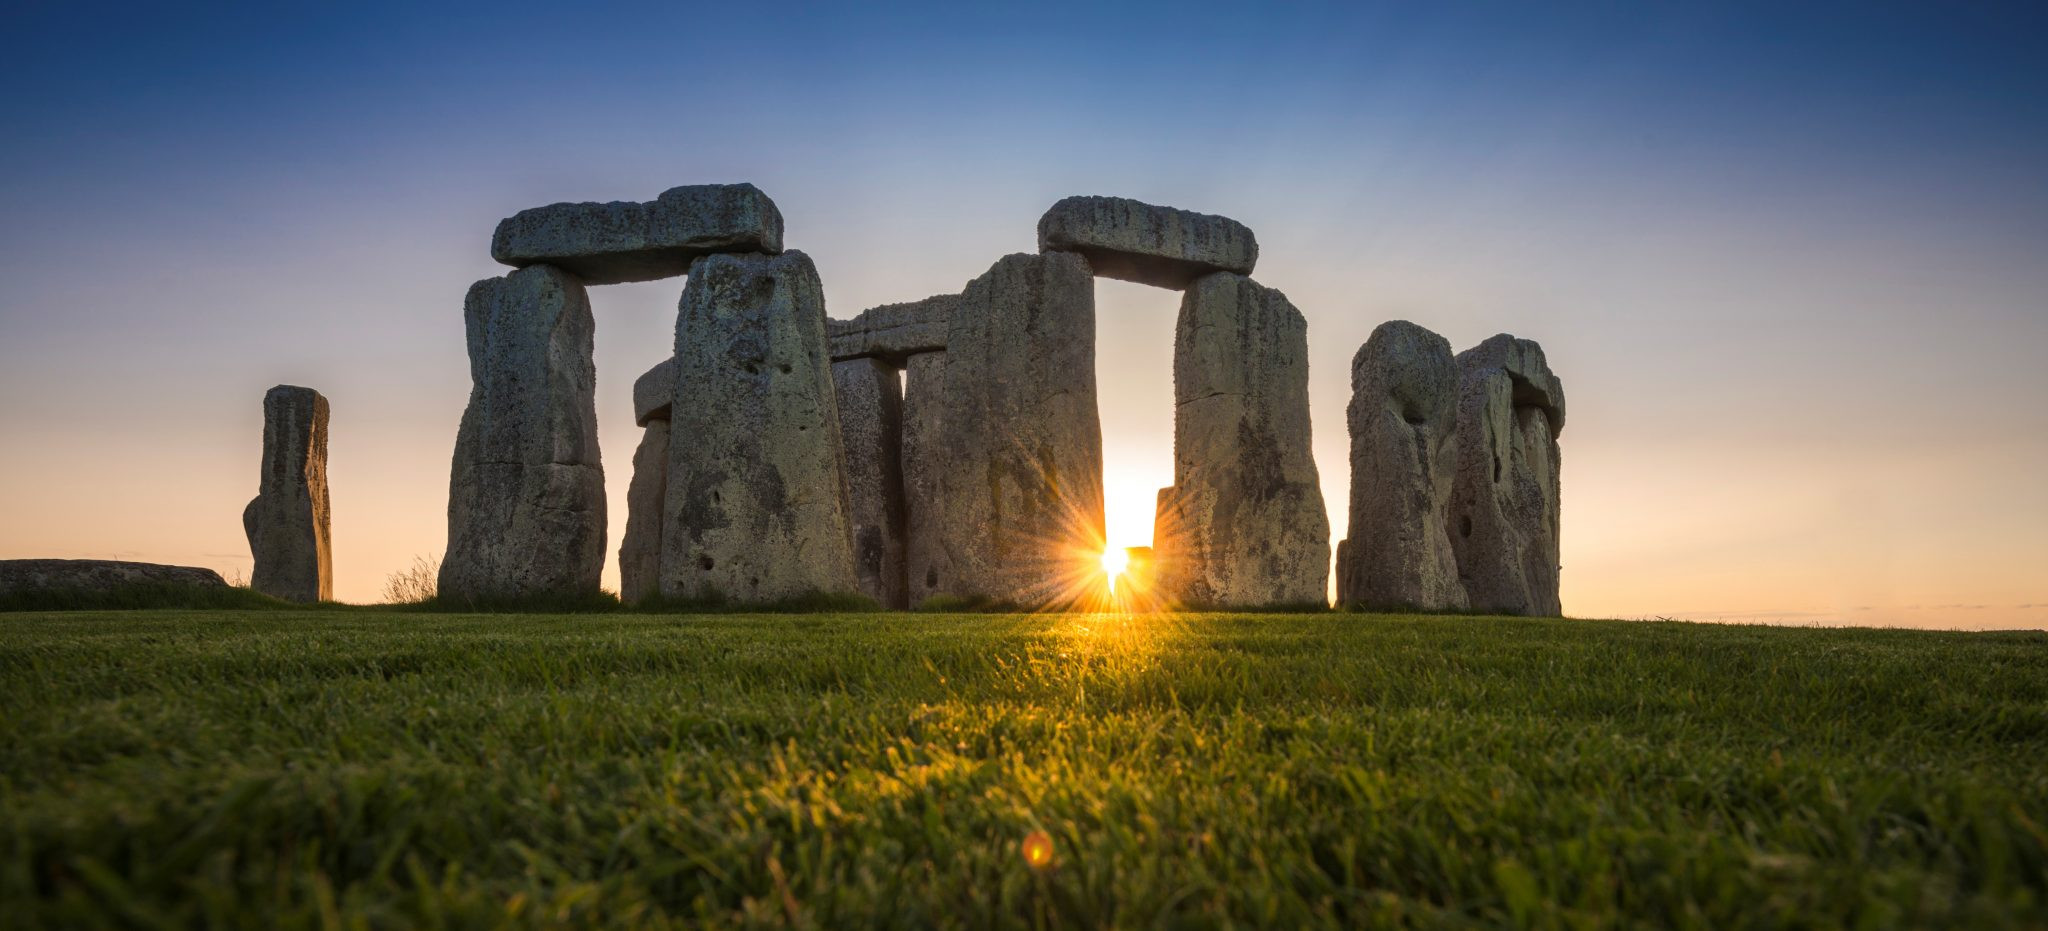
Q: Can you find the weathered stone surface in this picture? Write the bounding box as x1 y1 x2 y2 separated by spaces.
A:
1037 195 1258 289
0 559 226 595
899 351 949 602
242 384 332 603
1448 334 1565 616
826 294 951 363
491 184 784 285
905 253 1105 607
617 419 669 605
633 357 675 426
833 358 907 609
661 251 860 603
440 264 606 602
1156 272 1329 606
1335 322 1466 611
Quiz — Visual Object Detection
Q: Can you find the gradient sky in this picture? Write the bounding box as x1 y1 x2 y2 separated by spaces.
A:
3 2 2044 627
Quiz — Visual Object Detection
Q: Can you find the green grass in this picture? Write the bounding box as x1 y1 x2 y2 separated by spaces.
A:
1 611 2044 929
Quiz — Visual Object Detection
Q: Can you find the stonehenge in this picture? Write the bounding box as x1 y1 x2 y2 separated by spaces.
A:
491 184 783 285
1336 323 1465 611
617 359 674 604
1447 335 1565 616
1038 195 1258 289
243 384 332 603
0 560 227 597
662 251 859 603
438 182 1565 615
908 252 1105 607
440 264 607 602
1336 326 1567 615
1155 273 1330 607
833 358 907 608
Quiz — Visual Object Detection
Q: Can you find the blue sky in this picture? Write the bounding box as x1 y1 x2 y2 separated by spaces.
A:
3 1 2045 623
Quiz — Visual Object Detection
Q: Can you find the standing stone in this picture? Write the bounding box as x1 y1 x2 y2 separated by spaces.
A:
905 253 1104 607
490 184 784 285
899 351 949 605
1335 322 1466 611
440 264 606 602
242 385 331 603
1037 195 1258 289
1157 272 1329 607
661 251 860 603
618 358 675 604
834 358 908 609
1447 334 1566 616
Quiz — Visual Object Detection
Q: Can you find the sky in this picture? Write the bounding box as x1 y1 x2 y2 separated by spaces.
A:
2 1 2044 628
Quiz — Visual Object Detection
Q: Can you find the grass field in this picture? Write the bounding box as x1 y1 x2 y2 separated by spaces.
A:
2 611 2044 928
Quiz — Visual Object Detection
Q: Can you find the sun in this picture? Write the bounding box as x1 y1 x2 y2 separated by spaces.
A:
1101 547 1130 593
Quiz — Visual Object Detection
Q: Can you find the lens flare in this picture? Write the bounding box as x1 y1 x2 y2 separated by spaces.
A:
1021 830 1055 870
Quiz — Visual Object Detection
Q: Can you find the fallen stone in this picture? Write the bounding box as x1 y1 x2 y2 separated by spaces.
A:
491 183 784 286
617 419 669 604
0 559 226 596
833 357 908 608
1335 322 1466 611
1156 272 1329 607
242 384 332 603
1448 334 1566 616
826 294 951 363
661 251 860 604
905 252 1105 607
1037 195 1258 289
440 263 607 602
633 357 675 426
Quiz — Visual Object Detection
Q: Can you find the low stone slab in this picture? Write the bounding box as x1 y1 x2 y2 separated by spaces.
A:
0 559 226 594
243 384 332 603
440 263 607 602
662 251 860 604
1156 272 1329 607
1335 321 1465 611
1037 195 1257 289
491 184 784 286
1448 334 1566 616
633 357 675 426
826 294 951 363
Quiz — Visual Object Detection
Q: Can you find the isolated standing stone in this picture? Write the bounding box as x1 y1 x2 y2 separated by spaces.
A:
618 358 675 604
905 252 1105 607
242 385 332 603
1157 272 1329 607
440 264 606 602
834 358 908 608
491 184 784 285
1335 322 1466 611
1037 195 1258 289
1447 334 1566 616
661 251 860 603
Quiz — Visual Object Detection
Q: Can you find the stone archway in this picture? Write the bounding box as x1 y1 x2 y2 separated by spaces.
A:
826 195 1331 609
